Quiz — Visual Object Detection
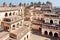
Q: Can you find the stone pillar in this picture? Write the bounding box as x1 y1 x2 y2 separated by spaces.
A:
41 28 44 35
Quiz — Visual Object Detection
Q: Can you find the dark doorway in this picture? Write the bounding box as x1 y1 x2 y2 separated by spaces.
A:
50 20 53 24
54 33 58 38
43 20 45 23
59 21 60 24
5 13 8 17
27 35 28 39
44 31 48 35
39 28 42 34
49 32 53 36
9 13 11 16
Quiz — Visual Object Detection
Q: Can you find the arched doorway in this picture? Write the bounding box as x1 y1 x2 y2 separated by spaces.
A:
39 28 42 34
44 31 48 35
59 21 60 24
13 12 15 15
54 33 58 38
9 13 11 16
49 32 53 36
50 20 53 24
27 35 28 39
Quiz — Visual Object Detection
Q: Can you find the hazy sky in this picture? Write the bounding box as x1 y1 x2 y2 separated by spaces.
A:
0 0 60 7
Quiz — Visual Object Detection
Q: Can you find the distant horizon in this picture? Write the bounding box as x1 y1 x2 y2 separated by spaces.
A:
0 0 60 7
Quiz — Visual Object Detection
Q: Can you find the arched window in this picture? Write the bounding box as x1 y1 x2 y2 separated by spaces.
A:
13 12 15 15
12 25 15 30
20 21 22 26
44 31 48 35
50 20 53 24
17 23 19 28
16 13 17 15
5 13 8 17
9 13 11 16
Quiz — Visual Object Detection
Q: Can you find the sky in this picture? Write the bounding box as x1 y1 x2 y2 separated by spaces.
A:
0 0 60 7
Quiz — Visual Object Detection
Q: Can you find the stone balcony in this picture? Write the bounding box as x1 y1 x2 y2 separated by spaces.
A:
3 16 23 23
43 24 60 31
2 16 23 24
31 20 60 30
44 12 60 18
41 7 52 11
32 20 44 25
44 15 59 18
41 24 60 30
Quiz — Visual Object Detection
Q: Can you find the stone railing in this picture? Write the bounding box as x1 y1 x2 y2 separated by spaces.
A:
31 20 60 30
40 23 60 30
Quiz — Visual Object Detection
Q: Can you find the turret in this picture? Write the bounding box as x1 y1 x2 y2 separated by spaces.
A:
3 2 7 7
9 2 12 7
46 1 52 8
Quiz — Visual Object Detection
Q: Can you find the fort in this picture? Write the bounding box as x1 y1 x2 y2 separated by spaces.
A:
0 1 60 40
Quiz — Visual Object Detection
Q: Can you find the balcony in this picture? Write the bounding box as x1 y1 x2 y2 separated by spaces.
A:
32 20 44 25
41 7 52 11
3 18 11 22
40 23 60 30
44 14 59 18
31 19 60 30
2 18 22 24
3 16 23 23
44 12 60 18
